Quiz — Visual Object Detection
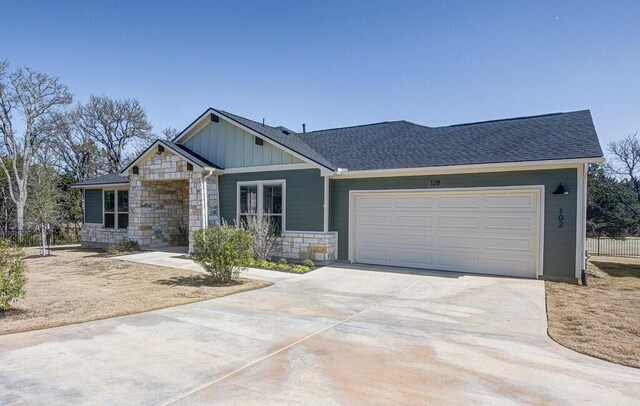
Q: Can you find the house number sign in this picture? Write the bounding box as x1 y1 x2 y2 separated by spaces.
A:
430 180 441 186
558 208 564 228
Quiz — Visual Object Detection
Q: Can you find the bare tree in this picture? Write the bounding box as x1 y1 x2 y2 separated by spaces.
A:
609 132 640 202
75 95 152 172
0 61 72 233
161 126 179 141
47 111 104 182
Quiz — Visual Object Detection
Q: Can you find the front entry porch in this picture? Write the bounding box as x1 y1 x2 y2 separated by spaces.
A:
127 147 219 251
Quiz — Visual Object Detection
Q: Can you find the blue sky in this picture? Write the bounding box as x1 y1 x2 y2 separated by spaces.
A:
2 0 639 149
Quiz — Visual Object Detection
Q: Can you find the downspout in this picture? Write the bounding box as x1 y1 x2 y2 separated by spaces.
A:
215 174 221 225
323 176 329 232
202 169 214 228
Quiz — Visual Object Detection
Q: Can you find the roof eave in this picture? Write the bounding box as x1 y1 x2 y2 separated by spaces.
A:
71 182 130 189
330 157 604 178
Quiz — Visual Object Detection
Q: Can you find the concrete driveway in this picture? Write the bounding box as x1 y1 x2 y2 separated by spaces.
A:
1 263 639 405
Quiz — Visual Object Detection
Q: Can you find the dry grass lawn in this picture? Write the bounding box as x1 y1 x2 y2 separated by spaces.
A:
0 246 271 336
545 256 640 368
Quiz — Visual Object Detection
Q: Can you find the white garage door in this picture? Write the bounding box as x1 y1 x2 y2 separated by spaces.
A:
351 188 542 278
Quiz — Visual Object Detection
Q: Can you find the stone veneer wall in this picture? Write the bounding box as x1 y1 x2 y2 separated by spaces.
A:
280 231 338 263
81 223 128 248
127 149 219 251
129 180 189 248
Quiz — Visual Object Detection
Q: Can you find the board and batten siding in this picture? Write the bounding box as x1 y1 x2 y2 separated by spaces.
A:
183 120 303 168
219 169 324 231
84 189 103 224
330 168 578 279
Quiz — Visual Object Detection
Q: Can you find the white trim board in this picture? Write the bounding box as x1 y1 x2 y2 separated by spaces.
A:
330 159 603 179
72 183 130 189
222 163 315 174
323 176 330 233
236 179 287 232
347 185 545 279
575 163 588 280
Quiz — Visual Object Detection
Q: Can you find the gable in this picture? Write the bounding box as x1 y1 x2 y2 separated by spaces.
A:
181 119 303 169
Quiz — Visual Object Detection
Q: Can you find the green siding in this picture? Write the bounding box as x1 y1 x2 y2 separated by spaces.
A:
330 168 579 279
219 169 324 231
84 189 103 224
184 120 303 168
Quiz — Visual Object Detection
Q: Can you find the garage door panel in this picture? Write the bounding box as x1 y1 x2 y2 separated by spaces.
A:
396 214 432 227
394 249 433 267
485 215 533 230
353 189 540 279
484 257 533 276
357 197 392 209
437 196 481 209
485 236 532 252
356 247 389 263
357 232 390 245
438 215 480 229
438 235 480 249
396 233 432 247
437 251 479 270
395 197 433 208
485 194 535 209
358 214 391 226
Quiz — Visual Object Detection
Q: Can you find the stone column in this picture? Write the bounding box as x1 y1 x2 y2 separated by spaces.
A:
188 172 203 252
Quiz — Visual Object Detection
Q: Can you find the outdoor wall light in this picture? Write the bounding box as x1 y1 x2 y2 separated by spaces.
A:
553 183 569 195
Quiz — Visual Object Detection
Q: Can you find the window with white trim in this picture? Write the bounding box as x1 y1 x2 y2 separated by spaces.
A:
104 190 129 229
237 181 285 234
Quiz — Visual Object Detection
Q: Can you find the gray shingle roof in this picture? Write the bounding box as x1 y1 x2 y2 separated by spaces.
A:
297 110 603 171
72 173 129 187
169 141 221 169
77 109 604 189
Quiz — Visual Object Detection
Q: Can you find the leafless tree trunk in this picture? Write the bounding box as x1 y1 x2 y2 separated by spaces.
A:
75 95 152 172
27 163 61 256
0 61 72 234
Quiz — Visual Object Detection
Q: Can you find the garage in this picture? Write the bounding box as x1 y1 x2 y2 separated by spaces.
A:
349 187 543 278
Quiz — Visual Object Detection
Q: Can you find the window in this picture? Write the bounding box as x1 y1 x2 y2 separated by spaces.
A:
104 189 129 229
237 181 285 234
263 184 283 233
238 185 258 227
118 190 129 229
104 190 115 228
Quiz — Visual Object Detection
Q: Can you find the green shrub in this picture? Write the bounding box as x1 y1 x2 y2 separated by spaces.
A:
278 258 288 265
192 225 253 283
291 265 311 273
255 259 276 269
302 259 315 268
105 238 141 255
0 239 27 311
